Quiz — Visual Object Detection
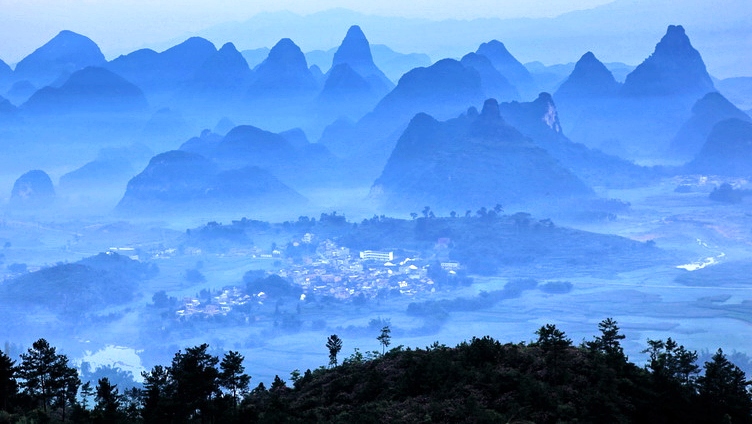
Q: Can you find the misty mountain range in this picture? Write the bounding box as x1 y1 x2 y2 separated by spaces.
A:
2 11 752 403
0 21 749 218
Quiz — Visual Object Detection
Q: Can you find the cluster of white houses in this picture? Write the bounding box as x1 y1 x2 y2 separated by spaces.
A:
172 236 462 318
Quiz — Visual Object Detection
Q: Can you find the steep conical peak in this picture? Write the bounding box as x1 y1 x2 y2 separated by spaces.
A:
249 38 318 94
555 51 619 98
330 25 392 95
480 98 500 118
267 38 308 69
332 25 374 69
658 25 691 52
572 52 613 77
621 25 714 97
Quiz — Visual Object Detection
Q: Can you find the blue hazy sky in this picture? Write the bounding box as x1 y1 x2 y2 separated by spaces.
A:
0 0 612 63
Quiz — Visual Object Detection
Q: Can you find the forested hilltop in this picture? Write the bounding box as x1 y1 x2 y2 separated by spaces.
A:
1 319 750 423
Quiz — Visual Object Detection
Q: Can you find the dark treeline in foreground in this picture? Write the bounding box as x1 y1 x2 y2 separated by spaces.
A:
1 319 751 423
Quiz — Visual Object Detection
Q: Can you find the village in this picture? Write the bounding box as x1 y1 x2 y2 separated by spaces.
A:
172 233 462 319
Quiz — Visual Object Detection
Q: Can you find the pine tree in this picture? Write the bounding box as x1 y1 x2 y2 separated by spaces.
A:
80 381 93 410
170 344 219 422
0 350 16 412
93 377 122 424
17 338 79 416
141 365 170 424
697 348 752 422
219 350 251 408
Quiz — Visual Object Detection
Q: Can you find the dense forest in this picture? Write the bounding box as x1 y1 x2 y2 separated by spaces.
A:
1 319 750 423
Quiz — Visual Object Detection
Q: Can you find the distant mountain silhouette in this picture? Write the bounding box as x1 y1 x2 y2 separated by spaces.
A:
525 61 575 94
182 124 344 189
10 170 55 208
106 37 217 105
312 26 398 125
534 60 633 87
5 80 37 105
213 125 298 167
0 59 12 92
305 48 333 71
0 95 18 120
247 38 319 97
180 42 252 98
564 26 716 161
320 63 373 100
320 58 485 173
669 92 751 160
22 66 147 114
59 144 152 192
0 59 10 76
13 30 105 88
305 43 430 83
460 53 520 101
371 98 592 210
315 63 378 122
621 25 714 98
376 58 484 119
309 64 325 86
331 25 393 97
174 42 252 124
210 166 305 203
213 117 236 135
686 118 752 176
141 108 193 146
242 38 320 132
716 77 752 111
370 44 431 82
555 52 620 100
279 128 311 150
241 47 270 69
116 150 305 215
554 52 621 133
179 129 224 158
59 158 135 191
499 93 659 188
476 40 537 100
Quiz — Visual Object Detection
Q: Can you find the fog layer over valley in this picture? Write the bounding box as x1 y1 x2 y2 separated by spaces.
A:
1 17 752 395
